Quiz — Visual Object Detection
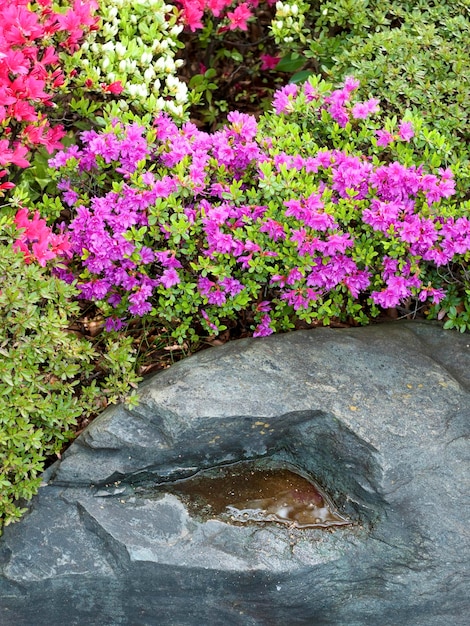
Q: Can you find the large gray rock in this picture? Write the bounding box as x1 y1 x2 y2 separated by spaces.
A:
0 321 469 625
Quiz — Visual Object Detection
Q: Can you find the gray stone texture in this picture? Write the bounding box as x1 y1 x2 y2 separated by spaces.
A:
0 321 469 625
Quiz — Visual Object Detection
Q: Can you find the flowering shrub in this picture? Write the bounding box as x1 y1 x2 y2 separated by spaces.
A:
0 233 94 526
322 5 470 160
177 0 272 32
0 0 99 189
13 207 71 266
271 0 307 47
176 0 284 128
40 76 470 340
270 1 470 166
0 212 141 529
62 0 191 120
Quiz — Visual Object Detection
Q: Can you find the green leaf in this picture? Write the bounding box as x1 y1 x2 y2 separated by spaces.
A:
290 70 315 84
275 55 305 73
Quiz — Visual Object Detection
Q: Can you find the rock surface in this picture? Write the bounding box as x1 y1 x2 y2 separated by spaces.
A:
0 321 469 625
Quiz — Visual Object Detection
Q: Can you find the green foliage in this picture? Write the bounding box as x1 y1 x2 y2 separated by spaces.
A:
188 68 219 109
322 5 470 152
442 300 470 333
8 148 60 207
272 0 470 181
427 261 470 333
0 218 140 530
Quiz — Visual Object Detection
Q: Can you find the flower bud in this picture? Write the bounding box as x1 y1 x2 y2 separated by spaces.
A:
144 67 155 82
141 51 153 65
115 42 126 58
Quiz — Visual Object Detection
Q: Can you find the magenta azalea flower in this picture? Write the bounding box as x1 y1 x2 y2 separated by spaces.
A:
227 3 252 31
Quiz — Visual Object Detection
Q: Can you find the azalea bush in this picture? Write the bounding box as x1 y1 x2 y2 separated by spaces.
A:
0 230 94 526
0 0 100 192
322 8 470 156
271 1 470 157
177 0 271 32
177 0 282 128
62 0 189 121
39 76 470 342
0 210 141 529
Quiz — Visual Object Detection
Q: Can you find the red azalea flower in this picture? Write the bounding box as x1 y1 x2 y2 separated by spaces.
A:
260 54 280 71
101 81 124 94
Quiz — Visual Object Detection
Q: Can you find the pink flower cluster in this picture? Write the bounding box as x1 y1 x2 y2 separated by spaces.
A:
274 77 394 131
48 78 467 337
177 0 274 32
0 0 99 186
13 207 71 266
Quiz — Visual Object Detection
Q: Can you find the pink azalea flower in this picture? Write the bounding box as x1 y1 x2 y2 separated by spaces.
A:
343 76 360 93
259 218 286 241
101 81 124 94
376 129 395 147
398 121 414 141
303 82 319 102
180 0 204 32
272 83 298 114
253 314 274 337
351 98 380 119
220 276 244 296
105 317 125 332
206 0 228 17
13 208 70 266
227 3 252 31
160 268 180 288
226 110 258 140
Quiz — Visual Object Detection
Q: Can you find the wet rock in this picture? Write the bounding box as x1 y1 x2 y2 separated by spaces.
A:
0 321 469 625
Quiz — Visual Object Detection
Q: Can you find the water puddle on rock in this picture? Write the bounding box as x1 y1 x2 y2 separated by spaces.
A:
150 460 351 529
